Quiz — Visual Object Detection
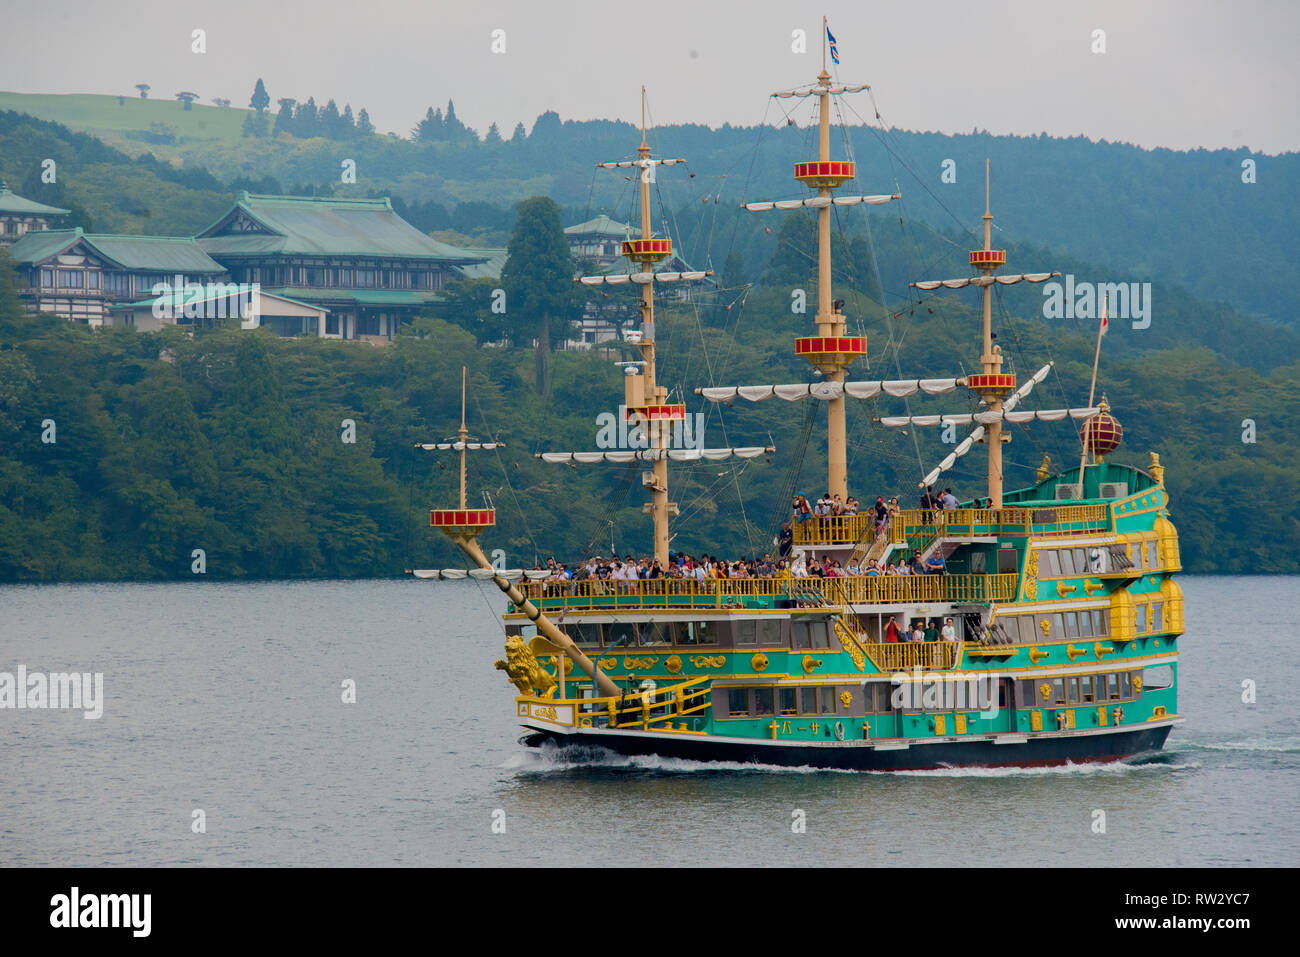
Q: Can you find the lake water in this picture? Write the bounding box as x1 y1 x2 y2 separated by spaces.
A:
0 575 1295 867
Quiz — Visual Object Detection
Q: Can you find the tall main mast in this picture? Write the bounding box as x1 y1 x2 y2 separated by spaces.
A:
968 160 1015 508
797 23 864 501
628 86 677 565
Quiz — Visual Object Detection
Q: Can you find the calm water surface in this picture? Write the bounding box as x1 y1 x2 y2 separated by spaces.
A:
0 576 1294 866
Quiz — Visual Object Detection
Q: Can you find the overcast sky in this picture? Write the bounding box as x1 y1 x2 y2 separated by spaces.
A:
2 0 1296 153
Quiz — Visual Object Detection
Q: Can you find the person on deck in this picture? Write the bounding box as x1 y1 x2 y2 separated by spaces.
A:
941 618 957 642
778 522 793 557
885 617 902 643
924 619 940 643
924 552 945 575
793 494 813 524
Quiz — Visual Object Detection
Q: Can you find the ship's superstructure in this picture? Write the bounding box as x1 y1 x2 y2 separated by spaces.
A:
429 35 1183 770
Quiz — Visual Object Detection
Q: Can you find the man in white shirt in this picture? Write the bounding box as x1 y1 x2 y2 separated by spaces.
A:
941 617 956 641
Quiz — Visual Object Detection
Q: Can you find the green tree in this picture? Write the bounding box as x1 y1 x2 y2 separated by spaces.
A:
500 196 575 398
356 108 374 137
273 98 295 137
250 78 270 112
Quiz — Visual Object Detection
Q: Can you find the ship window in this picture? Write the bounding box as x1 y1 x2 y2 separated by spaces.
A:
1120 672 1132 698
970 551 987 574
821 687 838 714
1054 678 1067 705
1077 611 1094 637
1080 675 1095 703
1019 615 1038 642
1152 602 1164 632
1059 549 1078 576
1050 613 1065 638
800 687 819 714
997 548 1018 574
728 688 749 717
1042 550 1062 578
779 688 797 715
873 684 895 712
1145 542 1158 569
570 623 602 646
1072 548 1088 573
733 620 756 645
1134 605 1144 634
693 621 718 645
1064 678 1077 704
791 621 811 649
1064 612 1080 639
1144 665 1174 690
757 619 782 646
1094 609 1107 636
640 621 671 646
753 688 774 716
1107 673 1120 700
808 621 830 649
605 621 637 648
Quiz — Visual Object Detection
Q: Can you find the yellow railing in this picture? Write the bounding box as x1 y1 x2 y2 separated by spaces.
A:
792 513 876 545
517 676 713 731
861 641 961 673
512 573 1017 612
894 505 1111 542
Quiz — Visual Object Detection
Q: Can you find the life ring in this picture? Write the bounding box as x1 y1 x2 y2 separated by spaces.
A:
834 721 845 741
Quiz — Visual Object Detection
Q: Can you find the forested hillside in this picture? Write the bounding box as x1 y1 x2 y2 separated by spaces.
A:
3 90 1295 326
0 98 1296 581
1 244 1295 580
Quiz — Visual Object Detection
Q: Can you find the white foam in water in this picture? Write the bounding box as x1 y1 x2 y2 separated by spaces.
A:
1184 739 1300 754
502 743 1198 777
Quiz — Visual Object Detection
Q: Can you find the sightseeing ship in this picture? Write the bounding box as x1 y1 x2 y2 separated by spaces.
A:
427 37 1183 770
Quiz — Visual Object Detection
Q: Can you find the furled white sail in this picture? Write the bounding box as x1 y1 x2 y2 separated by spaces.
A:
1000 362 1053 413
537 447 772 464
920 427 986 487
697 378 958 402
595 158 686 169
911 272 1057 291
742 194 898 212
882 408 1099 428
416 442 502 451
578 270 710 286
772 83 871 97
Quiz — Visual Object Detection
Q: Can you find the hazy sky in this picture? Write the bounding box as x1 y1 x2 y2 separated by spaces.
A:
2 0 1296 153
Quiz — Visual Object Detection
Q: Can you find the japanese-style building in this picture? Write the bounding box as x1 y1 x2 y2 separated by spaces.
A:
0 181 69 246
564 214 630 266
196 193 487 341
8 228 228 325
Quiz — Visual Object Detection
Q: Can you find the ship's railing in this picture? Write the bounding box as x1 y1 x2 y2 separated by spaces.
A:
860 640 961 673
793 505 1111 547
516 676 712 732
895 505 1111 544
792 513 875 545
511 573 1017 612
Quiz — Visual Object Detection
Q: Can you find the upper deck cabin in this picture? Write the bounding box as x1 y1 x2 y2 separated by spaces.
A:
508 461 1178 618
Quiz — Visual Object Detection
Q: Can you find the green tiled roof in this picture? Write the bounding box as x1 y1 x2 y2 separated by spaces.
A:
455 248 507 281
198 193 487 263
8 228 226 273
0 183 69 216
260 287 443 307
565 214 631 238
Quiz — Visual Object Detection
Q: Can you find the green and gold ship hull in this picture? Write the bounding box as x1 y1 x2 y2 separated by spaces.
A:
499 461 1182 771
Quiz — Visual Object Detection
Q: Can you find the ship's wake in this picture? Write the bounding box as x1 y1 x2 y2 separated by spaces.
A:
502 742 1198 777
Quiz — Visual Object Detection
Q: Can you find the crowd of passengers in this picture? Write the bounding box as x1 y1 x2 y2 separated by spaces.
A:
531 552 948 584
526 485 975 588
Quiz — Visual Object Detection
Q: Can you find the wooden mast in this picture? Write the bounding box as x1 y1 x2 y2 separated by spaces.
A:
816 21 848 501
635 85 672 567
